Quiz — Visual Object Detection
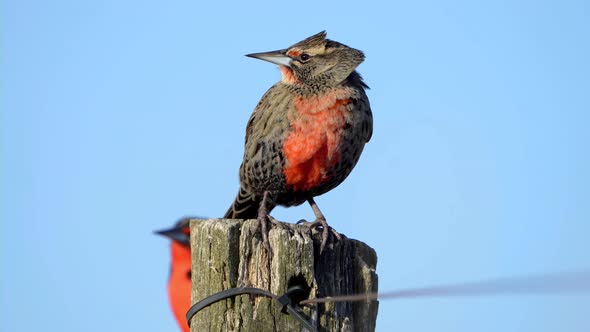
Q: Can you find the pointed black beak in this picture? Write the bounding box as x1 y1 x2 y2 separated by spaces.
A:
246 49 292 67
154 225 190 246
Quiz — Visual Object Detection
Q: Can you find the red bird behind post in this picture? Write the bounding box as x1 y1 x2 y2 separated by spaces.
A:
155 219 192 332
225 31 373 252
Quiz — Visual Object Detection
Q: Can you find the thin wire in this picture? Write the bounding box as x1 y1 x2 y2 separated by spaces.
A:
300 270 590 305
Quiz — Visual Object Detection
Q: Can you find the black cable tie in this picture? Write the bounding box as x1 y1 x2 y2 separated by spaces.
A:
185 287 274 326
277 285 305 313
276 286 317 332
185 286 318 332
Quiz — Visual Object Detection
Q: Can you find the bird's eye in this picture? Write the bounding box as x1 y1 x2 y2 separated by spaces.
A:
186 270 192 280
300 53 310 61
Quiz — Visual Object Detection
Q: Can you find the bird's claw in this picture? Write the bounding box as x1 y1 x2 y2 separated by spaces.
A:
298 218 341 253
253 214 287 253
268 215 288 229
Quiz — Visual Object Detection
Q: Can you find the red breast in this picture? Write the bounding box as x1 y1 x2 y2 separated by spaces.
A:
282 89 352 191
167 241 191 332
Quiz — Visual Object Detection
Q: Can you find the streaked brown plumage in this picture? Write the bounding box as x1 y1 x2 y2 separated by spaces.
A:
225 31 372 252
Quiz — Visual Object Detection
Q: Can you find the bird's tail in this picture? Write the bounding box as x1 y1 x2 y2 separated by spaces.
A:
224 187 272 219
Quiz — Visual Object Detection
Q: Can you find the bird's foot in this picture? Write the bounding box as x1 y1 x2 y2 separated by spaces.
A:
252 191 287 253
297 218 342 254
252 213 272 253
267 215 287 228
252 214 288 253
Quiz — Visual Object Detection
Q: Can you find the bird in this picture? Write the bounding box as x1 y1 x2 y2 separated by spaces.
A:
155 218 192 332
224 31 373 252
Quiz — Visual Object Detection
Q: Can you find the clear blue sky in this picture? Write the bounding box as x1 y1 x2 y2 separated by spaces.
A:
2 0 589 331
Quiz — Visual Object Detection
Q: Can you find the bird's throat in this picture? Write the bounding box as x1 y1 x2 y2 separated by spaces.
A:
280 66 298 84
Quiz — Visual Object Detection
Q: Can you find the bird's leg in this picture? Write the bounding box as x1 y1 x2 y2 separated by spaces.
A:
298 198 342 253
253 191 285 252
254 191 272 252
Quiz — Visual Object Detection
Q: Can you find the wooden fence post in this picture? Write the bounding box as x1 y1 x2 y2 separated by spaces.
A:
189 218 378 332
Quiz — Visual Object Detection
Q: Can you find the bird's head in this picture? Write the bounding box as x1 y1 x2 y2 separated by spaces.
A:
154 218 191 247
246 31 365 90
